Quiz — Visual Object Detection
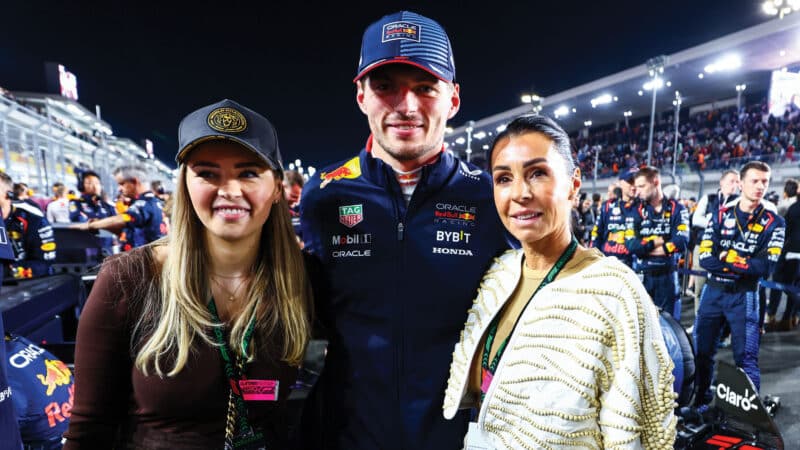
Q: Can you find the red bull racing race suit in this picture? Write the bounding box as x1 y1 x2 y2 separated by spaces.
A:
300 141 511 450
693 199 785 407
590 197 638 267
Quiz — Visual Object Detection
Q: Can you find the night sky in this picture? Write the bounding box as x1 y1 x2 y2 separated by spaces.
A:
0 1 767 171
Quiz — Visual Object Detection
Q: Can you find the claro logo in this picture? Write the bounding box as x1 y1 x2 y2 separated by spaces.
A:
716 383 758 412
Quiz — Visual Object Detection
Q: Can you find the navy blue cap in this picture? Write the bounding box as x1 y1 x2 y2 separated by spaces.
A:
354 11 456 83
176 99 283 175
618 167 639 182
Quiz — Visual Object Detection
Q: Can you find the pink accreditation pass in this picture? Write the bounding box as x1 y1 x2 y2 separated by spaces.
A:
238 379 279 401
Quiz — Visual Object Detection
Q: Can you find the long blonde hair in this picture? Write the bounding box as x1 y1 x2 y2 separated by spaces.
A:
134 164 312 377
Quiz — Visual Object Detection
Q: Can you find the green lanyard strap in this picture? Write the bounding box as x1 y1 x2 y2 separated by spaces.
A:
207 299 266 449
480 238 578 399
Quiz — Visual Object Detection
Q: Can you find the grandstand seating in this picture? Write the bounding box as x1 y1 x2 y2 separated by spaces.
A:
572 98 798 179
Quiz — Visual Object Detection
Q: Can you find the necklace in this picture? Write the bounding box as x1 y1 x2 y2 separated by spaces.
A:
211 275 249 302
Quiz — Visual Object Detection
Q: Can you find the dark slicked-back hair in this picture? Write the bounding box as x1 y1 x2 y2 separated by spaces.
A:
740 161 770 180
0 171 12 188
784 178 798 198
635 166 660 183
489 114 576 176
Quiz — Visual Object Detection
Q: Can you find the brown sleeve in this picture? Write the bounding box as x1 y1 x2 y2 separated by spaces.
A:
63 257 135 449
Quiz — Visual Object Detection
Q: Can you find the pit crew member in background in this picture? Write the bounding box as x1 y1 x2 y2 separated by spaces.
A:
0 171 56 279
69 170 115 223
625 166 690 319
72 165 166 250
692 161 785 412
589 167 638 267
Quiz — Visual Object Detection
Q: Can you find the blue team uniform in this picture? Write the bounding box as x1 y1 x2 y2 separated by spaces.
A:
68 194 115 223
300 144 511 450
5 334 74 449
4 202 56 278
590 197 637 267
0 219 24 449
693 199 785 405
625 197 690 318
120 191 166 251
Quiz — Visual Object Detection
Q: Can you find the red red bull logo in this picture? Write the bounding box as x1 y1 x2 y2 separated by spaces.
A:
45 384 74 428
37 359 72 396
321 157 361 189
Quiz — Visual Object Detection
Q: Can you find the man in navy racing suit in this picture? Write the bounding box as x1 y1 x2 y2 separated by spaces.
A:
693 161 785 410
72 165 166 250
69 170 115 223
0 172 56 279
300 11 511 450
590 167 638 267
625 166 690 318
0 206 24 449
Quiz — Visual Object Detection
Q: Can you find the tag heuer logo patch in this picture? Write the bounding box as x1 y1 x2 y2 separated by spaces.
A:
339 204 363 228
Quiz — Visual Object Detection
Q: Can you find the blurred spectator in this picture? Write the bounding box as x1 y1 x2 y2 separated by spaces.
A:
46 182 71 224
70 170 115 223
777 178 798 216
283 170 304 242
12 183 42 212
72 165 166 251
282 170 304 208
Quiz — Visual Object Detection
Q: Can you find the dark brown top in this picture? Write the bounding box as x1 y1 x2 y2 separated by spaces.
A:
63 247 299 449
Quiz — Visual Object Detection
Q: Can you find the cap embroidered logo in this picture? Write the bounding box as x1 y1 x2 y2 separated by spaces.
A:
207 107 247 133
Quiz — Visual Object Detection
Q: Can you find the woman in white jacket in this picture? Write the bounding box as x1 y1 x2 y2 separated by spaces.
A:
443 115 676 449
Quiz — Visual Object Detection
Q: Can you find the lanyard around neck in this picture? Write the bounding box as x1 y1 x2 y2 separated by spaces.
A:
480 238 578 399
207 299 264 449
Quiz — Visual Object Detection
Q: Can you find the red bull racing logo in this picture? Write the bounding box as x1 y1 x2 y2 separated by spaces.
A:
434 203 477 227
37 359 72 396
320 156 361 189
382 21 421 42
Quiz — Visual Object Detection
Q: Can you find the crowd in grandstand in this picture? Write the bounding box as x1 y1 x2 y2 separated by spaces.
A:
573 99 800 179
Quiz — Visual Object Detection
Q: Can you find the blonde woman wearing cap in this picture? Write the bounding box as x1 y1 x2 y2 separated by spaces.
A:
64 99 312 449
443 115 676 449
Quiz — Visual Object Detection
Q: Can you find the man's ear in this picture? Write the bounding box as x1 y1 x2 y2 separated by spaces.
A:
447 83 461 120
356 80 367 115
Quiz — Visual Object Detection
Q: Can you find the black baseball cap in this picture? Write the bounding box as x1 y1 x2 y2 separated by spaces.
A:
176 99 284 175
618 167 639 182
354 11 456 83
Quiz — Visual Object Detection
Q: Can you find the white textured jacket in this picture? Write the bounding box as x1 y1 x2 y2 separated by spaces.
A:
443 249 676 449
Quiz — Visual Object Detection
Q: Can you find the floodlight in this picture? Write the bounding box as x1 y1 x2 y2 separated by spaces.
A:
704 54 742 74
643 78 664 90
554 105 569 118
590 94 614 108
455 137 465 145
